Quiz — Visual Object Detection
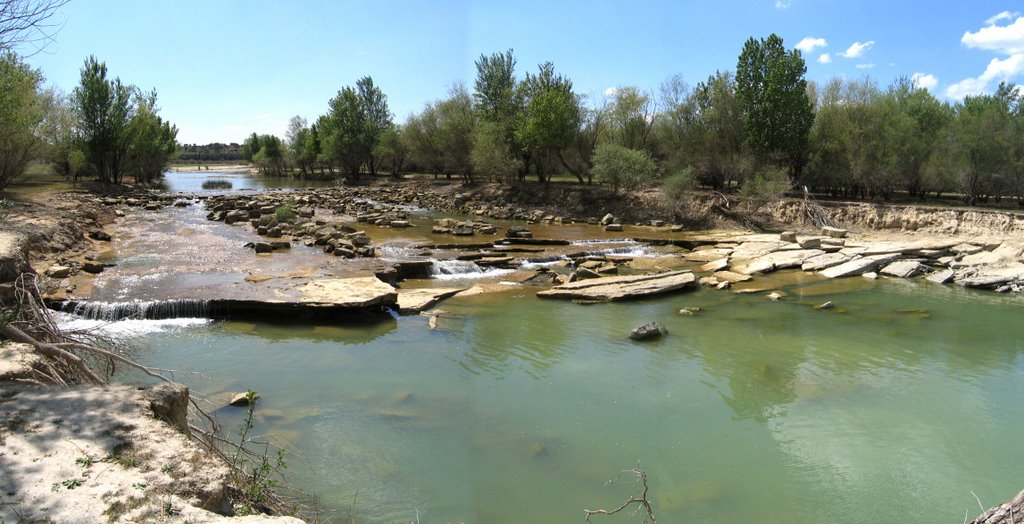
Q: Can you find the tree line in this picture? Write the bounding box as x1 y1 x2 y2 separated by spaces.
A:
0 52 178 189
243 34 1024 206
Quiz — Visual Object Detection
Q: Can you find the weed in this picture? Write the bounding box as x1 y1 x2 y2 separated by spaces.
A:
274 199 297 224
76 455 97 468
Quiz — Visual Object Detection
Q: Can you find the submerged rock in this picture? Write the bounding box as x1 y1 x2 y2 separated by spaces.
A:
537 270 696 302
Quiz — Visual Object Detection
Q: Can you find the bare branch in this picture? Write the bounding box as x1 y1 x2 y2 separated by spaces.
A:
0 0 69 55
584 468 657 524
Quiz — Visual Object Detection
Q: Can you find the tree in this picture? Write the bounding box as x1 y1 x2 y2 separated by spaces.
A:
0 51 43 188
473 49 524 181
356 76 392 175
889 77 953 198
436 84 476 181
606 86 654 150
124 90 178 184
372 126 407 177
689 71 747 189
471 120 520 183
72 55 134 185
0 0 68 54
320 86 370 179
36 86 83 183
950 86 1020 205
286 116 311 176
590 143 657 194
735 33 814 179
516 62 582 182
241 132 260 162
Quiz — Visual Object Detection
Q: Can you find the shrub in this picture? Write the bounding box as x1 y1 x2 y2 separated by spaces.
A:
591 143 657 194
201 179 232 190
274 199 296 224
663 166 697 201
741 167 790 211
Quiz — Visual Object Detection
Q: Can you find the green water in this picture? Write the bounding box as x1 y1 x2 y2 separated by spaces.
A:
128 276 1024 523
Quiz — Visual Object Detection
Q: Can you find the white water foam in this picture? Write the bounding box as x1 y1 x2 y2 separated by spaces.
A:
52 312 210 339
428 260 515 281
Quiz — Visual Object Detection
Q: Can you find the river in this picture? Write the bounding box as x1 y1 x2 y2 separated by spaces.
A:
57 171 1024 523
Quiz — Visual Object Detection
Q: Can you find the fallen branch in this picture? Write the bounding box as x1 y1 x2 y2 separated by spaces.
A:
584 468 657 524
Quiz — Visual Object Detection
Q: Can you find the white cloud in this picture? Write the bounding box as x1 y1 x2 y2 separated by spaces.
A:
840 40 875 58
817 53 832 64
795 37 827 53
946 54 1024 99
985 11 1020 26
911 73 938 91
947 13 1024 100
855 63 875 69
775 0 791 9
603 87 618 98
963 13 1024 54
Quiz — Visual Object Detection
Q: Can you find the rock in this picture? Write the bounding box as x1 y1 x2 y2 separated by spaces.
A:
950 243 984 255
670 225 684 232
802 252 850 271
0 231 32 282
604 223 623 232
700 258 729 272
396 288 465 314
880 260 927 278
685 248 734 262
145 385 190 435
390 220 411 228
271 241 291 251
452 223 475 236
253 242 274 253
820 253 900 278
297 276 398 308
678 306 701 315
46 265 72 278
229 391 260 407
736 249 825 275
713 270 752 283
651 219 665 227
629 322 665 341
88 230 111 241
955 263 1024 289
600 213 615 226
798 237 822 249
537 270 696 301
767 292 782 301
816 301 833 310
926 268 955 284
862 272 878 280
779 231 798 243
822 226 848 238
81 262 106 274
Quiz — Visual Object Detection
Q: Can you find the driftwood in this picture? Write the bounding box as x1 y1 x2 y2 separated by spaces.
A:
971 489 1024 524
584 468 657 524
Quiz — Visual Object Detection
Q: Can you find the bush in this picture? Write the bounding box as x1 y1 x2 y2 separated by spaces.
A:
741 167 790 211
591 143 658 194
663 167 697 201
274 199 296 224
201 179 232 190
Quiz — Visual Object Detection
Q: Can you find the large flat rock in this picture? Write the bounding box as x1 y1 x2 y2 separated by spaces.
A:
396 287 465 314
735 249 825 275
954 263 1024 289
820 253 901 278
537 270 696 301
297 276 398 308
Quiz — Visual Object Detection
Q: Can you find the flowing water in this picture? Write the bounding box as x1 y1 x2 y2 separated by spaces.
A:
61 172 1024 523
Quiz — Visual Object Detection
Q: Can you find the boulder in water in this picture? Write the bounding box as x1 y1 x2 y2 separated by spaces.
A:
630 322 665 341
228 391 260 407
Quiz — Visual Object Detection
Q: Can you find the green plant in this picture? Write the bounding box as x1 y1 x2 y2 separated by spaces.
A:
741 167 791 212
274 199 296 224
201 179 233 190
663 166 697 201
76 455 97 468
230 390 288 512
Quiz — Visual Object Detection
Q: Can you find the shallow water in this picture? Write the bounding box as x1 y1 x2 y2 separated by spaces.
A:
98 278 1023 523
74 173 1024 522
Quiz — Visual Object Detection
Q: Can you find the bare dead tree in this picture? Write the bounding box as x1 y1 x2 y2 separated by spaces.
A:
0 0 69 55
584 468 657 524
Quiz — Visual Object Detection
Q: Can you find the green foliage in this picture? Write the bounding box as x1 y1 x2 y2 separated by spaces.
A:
741 166 790 211
274 199 296 224
735 33 814 177
517 62 582 182
321 85 371 177
663 166 697 201
201 179 232 190
124 90 178 184
471 119 520 182
72 55 135 185
0 51 44 189
606 86 653 150
356 76 393 175
230 390 288 512
590 143 657 194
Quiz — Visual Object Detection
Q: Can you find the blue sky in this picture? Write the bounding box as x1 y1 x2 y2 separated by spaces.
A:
21 0 1024 144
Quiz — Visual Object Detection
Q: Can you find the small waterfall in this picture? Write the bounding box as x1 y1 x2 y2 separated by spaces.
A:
61 299 210 321
569 244 653 259
428 260 514 281
521 255 571 268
